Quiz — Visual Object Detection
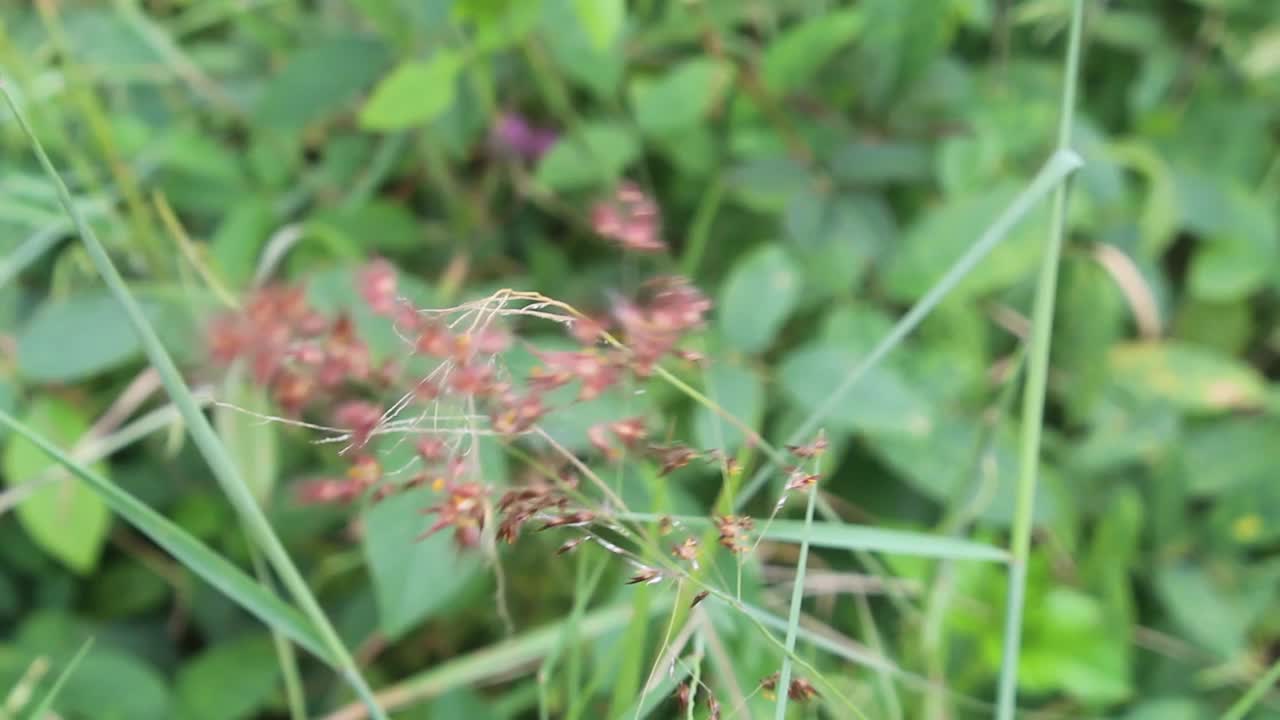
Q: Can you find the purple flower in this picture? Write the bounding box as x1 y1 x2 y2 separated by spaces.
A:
492 112 559 161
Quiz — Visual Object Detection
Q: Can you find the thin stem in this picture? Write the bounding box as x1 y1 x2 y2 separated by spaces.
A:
995 1 1086 718
1224 658 1280 720
774 479 819 720
249 545 309 720
0 86 387 720
734 148 1083 510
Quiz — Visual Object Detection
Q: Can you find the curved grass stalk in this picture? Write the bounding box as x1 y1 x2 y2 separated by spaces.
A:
1 86 387 720
995 1 1087 717
734 147 1083 510
773 479 819 720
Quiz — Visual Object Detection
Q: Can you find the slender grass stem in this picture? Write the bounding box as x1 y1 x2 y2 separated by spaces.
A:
995 1 1086 717
734 148 1082 510
1 86 387 720
773 479 819 720
1224 658 1280 720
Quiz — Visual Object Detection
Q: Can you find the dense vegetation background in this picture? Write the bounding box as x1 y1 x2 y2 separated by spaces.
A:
2 0 1280 718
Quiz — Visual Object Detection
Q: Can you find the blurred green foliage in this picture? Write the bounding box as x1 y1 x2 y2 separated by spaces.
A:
2 0 1280 718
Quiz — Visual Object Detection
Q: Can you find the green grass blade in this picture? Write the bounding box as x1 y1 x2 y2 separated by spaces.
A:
0 86 384 719
0 409 331 661
24 638 93 720
618 514 1008 562
321 599 673 720
1223 658 1280 720
996 1 1087 718
614 661 691 720
735 147 1083 508
774 483 818 720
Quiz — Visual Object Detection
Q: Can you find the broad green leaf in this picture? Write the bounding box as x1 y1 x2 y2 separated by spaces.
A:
18 292 146 383
783 192 880 296
866 417 1056 526
54 648 171 720
210 200 274 290
534 123 638 190
359 53 463 131
1155 565 1251 658
255 34 390 130
778 344 931 434
1125 699 1206 720
726 155 811 212
1181 417 1280 496
89 562 170 618
26 639 93 720
830 140 932 185
693 360 763 451
718 245 800 353
761 9 864 92
215 367 278 506
2 398 110 573
176 635 280 720
1188 185 1278 301
571 0 624 51
541 0 624 96
0 409 330 662
1107 341 1266 412
309 200 425 255
884 181 1051 300
363 483 483 638
452 0 541 50
630 58 734 136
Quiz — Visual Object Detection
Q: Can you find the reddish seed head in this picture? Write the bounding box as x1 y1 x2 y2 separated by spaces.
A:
609 417 647 447
787 430 829 459
715 515 753 554
784 468 820 492
570 315 608 346
271 370 315 415
587 423 620 461
788 678 819 702
674 683 692 713
449 362 495 396
333 401 382 447
419 481 488 550
414 320 453 357
346 455 381 489
649 444 698 476
416 437 446 463
626 568 662 585
672 537 699 563
358 258 399 316
591 181 665 254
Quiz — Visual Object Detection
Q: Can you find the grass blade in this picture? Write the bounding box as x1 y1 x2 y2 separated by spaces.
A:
735 147 1083 508
0 408 330 660
1223 658 1280 720
995 1 1087 718
24 638 93 720
0 85 384 719
618 514 1008 562
321 599 673 720
774 482 818 720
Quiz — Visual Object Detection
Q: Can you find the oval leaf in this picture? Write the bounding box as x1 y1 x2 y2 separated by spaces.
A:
359 53 462 131
363 483 483 638
1107 341 1266 412
718 245 801 353
571 0 624 51
2 397 110 573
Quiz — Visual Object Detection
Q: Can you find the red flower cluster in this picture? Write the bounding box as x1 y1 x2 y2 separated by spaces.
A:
208 284 386 416
591 181 664 253
760 673 819 702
